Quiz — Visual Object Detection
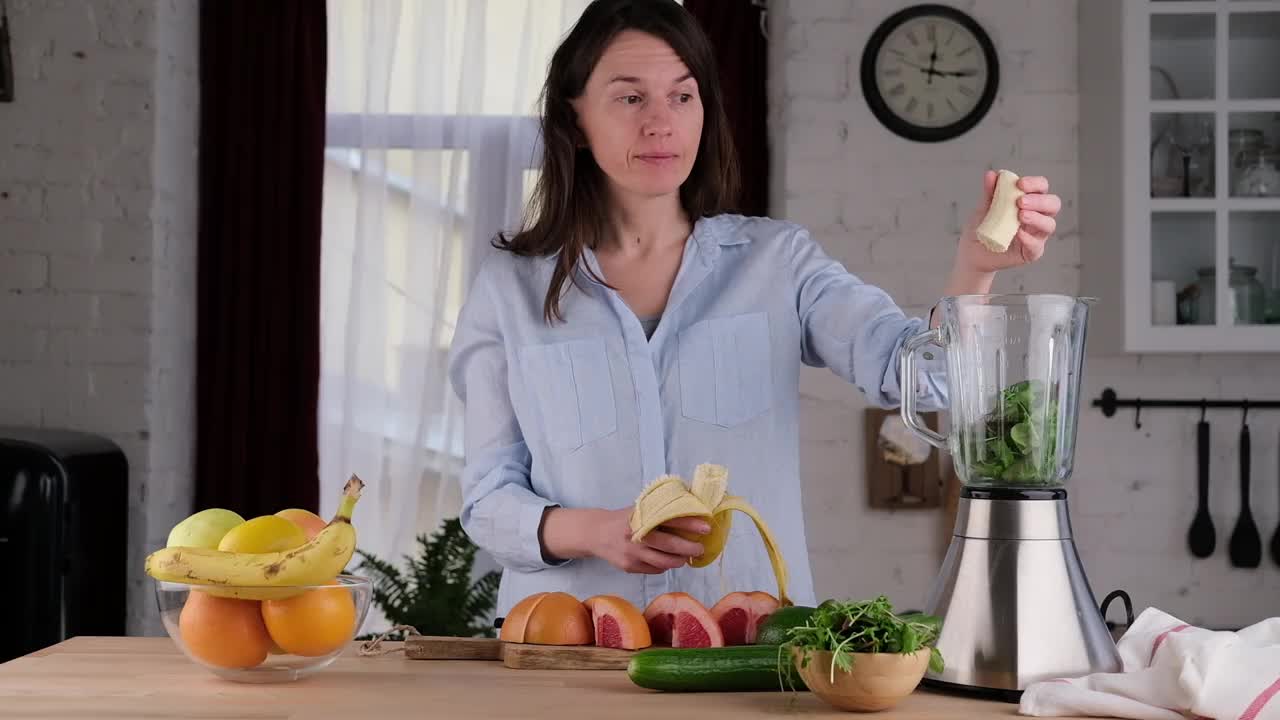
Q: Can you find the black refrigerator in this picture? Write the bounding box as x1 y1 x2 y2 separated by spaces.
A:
0 427 128 662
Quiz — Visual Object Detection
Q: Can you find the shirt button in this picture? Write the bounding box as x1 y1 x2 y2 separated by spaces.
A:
923 351 934 360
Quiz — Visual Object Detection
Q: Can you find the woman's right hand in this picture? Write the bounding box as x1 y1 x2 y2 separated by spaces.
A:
540 507 710 574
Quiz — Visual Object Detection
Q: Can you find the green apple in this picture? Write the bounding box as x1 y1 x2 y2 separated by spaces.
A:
166 508 246 549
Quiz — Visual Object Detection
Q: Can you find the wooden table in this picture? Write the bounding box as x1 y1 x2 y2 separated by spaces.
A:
0 637 1091 719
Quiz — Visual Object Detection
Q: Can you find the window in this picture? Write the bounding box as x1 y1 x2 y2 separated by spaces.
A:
320 1 594 470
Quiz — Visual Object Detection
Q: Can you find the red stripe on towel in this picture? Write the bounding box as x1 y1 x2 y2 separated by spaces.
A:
1148 624 1190 665
1240 676 1280 720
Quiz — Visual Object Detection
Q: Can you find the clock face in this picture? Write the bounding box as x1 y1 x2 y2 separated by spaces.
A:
874 17 989 128
861 5 999 142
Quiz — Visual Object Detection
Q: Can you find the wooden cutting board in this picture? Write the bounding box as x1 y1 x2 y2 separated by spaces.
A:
404 636 634 670
404 636 504 661
501 643 634 670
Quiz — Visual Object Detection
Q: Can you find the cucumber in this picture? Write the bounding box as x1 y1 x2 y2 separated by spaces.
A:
626 645 808 693
754 605 817 646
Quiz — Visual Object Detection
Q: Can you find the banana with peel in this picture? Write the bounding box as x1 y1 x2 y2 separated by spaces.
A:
145 475 365 600
629 463 791 607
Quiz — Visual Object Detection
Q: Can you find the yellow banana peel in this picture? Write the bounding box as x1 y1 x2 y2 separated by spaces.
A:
629 463 791 606
145 475 365 601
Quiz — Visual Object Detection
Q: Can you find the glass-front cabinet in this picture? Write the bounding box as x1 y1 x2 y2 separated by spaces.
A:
1081 1 1280 353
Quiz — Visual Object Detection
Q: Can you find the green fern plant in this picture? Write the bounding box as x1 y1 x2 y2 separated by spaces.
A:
354 517 500 640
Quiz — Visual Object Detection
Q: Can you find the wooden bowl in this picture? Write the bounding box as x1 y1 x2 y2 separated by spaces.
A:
790 647 930 712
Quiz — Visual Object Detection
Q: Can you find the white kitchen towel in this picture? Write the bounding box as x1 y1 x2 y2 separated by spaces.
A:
1019 607 1280 720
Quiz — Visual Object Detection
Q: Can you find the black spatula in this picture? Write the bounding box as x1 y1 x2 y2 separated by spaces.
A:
1228 411 1261 568
1187 413 1214 558
1271 429 1280 568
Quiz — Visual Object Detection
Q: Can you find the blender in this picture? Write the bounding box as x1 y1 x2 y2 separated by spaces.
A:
899 294 1133 703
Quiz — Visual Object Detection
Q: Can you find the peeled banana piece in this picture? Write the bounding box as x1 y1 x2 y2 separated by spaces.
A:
146 475 365 601
975 169 1025 253
629 463 791 607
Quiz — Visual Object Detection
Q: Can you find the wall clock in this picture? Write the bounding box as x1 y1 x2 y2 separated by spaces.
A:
859 4 999 143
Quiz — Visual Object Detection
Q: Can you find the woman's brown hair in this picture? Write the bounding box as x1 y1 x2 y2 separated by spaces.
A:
492 0 740 324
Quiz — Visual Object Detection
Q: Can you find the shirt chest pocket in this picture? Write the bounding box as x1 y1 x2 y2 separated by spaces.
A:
677 311 775 428
517 337 618 451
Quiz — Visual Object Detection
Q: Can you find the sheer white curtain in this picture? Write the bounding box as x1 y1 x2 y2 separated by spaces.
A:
319 0 590 618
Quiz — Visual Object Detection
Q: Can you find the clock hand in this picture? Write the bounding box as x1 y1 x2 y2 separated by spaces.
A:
927 38 938 85
894 57 942 77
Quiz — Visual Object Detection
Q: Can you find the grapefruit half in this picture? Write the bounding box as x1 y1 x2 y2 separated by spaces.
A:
583 595 652 650
709 591 780 645
642 592 724 648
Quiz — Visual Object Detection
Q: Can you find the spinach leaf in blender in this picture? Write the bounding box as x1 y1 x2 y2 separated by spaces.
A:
967 380 1059 485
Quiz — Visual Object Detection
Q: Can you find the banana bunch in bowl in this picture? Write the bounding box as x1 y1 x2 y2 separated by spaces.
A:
145 476 365 600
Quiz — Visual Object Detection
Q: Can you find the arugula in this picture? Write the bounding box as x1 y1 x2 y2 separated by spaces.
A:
965 379 1061 485
778 596 944 686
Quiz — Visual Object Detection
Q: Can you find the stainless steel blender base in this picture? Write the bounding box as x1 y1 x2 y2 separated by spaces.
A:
923 487 1131 701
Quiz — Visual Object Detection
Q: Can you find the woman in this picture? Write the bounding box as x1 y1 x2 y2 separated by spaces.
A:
447 0 1061 618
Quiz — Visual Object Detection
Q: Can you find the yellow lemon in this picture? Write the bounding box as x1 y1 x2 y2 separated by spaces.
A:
217 515 308 553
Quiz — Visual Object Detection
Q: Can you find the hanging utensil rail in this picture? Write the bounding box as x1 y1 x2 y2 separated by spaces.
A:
1092 388 1280 429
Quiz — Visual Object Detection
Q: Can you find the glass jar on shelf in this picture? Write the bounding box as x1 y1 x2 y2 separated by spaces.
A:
1229 129 1266 194
1234 146 1280 198
1268 246 1280 325
1193 261 1267 325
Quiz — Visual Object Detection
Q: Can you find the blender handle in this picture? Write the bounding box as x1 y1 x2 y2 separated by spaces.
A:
1100 589 1134 628
899 325 948 450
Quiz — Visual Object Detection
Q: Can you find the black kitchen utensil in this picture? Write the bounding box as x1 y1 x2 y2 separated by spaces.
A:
1187 407 1215 558
0 0 11 102
1271 429 1280 568
1228 406 1261 568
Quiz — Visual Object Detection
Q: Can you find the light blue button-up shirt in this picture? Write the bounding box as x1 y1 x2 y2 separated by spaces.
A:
447 214 949 618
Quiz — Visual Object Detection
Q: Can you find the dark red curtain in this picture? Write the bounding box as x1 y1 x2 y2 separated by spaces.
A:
195 0 326 518
684 0 770 217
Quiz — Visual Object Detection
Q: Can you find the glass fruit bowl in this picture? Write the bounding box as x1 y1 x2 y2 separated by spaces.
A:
155 574 372 683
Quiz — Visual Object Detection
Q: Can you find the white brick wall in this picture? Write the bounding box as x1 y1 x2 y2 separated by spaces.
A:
0 0 198 637
771 0 1280 629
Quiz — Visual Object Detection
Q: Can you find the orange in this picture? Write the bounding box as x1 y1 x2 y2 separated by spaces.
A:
178 590 272 669
261 582 356 657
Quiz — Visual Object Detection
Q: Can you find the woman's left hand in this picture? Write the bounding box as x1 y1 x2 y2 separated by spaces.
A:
956 170 1062 273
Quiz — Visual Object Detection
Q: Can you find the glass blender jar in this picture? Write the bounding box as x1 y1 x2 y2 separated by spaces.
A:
897 294 1129 700
900 294 1091 489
